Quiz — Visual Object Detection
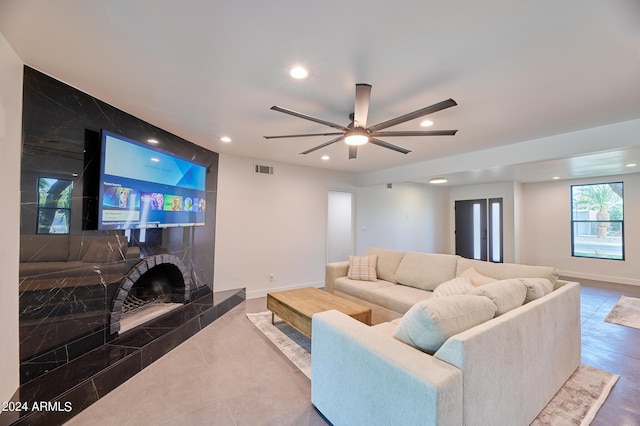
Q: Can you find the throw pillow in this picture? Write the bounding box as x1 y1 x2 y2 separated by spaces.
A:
469 279 527 315
432 276 475 297
459 267 497 286
393 295 497 354
519 278 554 303
347 255 378 281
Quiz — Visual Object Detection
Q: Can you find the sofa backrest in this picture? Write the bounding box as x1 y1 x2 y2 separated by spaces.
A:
395 252 459 291
455 257 559 285
364 248 405 282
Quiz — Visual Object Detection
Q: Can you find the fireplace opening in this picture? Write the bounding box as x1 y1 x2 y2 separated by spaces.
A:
110 254 192 335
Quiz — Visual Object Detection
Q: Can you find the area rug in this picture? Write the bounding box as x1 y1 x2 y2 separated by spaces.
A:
531 364 619 426
247 311 618 425
604 295 640 330
246 311 311 379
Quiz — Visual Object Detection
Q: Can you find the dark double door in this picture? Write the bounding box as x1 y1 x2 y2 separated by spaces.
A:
455 198 503 262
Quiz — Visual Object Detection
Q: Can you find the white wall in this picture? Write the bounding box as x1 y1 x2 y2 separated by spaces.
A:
214 154 357 298
0 32 22 404
448 182 518 262
355 182 449 255
520 174 640 285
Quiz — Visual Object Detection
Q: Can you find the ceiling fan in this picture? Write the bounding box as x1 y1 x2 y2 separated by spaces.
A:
264 83 458 159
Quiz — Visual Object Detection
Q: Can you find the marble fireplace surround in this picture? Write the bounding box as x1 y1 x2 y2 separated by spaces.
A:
7 66 230 425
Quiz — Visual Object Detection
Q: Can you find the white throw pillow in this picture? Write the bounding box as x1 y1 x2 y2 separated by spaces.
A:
393 295 497 354
347 255 378 281
469 279 527 315
519 278 554 303
433 276 475 297
459 267 497 286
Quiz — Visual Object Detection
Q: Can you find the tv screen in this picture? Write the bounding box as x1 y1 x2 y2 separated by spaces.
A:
98 130 207 230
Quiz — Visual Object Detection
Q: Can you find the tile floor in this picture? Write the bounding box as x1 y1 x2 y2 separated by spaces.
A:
65 281 640 426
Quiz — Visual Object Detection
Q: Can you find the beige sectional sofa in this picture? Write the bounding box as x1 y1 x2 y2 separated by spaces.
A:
325 247 562 324
314 248 581 425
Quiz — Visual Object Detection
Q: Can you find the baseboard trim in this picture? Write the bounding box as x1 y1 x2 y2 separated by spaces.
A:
559 270 640 287
246 282 324 299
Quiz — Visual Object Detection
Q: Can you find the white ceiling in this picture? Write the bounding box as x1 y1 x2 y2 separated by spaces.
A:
1 0 639 186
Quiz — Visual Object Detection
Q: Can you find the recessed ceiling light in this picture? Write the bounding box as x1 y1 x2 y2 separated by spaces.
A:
147 138 159 144
321 155 330 161
429 177 448 184
420 120 434 127
626 163 637 168
552 176 560 180
220 136 232 143
290 66 309 79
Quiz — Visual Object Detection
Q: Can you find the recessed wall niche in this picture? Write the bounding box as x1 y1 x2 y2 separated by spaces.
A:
18 66 219 383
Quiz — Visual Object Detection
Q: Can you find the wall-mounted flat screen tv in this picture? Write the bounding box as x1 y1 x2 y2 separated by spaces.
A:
98 130 207 230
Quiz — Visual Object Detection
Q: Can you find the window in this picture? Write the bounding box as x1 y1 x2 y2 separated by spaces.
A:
488 198 503 263
571 182 623 260
37 177 73 234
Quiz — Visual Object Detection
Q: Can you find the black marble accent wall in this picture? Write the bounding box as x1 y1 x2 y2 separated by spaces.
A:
19 66 218 384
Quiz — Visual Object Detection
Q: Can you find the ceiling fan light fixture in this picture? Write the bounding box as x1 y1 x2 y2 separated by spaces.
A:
344 127 369 146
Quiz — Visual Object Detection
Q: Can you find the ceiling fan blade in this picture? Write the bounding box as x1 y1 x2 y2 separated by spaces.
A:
369 138 411 154
263 132 344 139
353 83 372 128
371 130 458 137
271 106 349 131
367 98 457 132
348 145 358 159
299 136 344 155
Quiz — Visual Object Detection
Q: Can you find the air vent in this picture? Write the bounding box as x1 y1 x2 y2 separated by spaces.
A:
254 164 274 175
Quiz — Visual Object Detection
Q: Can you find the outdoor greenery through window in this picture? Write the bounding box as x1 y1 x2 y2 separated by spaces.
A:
571 182 624 260
37 177 73 234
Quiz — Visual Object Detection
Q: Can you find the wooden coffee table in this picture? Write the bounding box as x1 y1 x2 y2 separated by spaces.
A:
266 287 371 338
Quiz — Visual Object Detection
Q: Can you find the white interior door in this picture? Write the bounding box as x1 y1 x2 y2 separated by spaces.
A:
327 191 354 263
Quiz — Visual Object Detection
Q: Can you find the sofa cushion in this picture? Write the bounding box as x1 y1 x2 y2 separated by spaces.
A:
433 277 475 297
469 279 527 316
393 295 497 354
394 252 459 291
334 277 395 303
456 257 559 285
368 285 433 315
519 278 553 303
459 267 497 286
347 255 378 281
365 248 405 282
